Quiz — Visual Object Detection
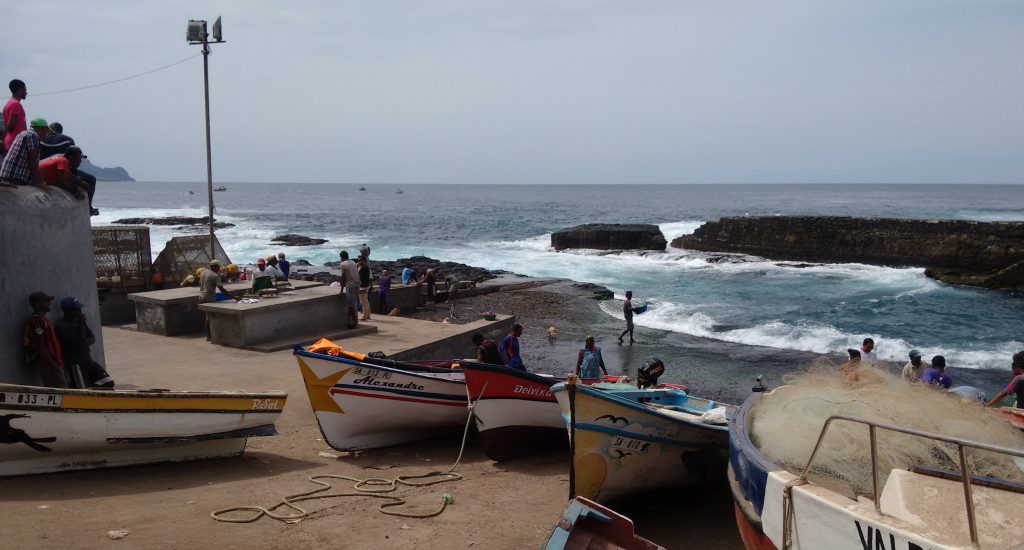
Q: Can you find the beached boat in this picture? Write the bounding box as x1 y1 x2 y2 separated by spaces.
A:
551 380 735 502
729 391 1024 550
463 362 623 462
294 345 466 450
543 496 664 550
0 383 286 476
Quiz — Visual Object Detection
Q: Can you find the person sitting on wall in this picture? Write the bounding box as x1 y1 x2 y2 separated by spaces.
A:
53 297 114 388
266 255 286 280
251 258 275 292
22 291 67 388
0 117 47 187
276 252 290 279
38 149 87 200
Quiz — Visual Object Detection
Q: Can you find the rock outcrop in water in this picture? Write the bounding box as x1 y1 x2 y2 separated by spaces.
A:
551 223 667 251
672 216 1024 289
291 256 499 285
271 234 328 246
112 216 235 229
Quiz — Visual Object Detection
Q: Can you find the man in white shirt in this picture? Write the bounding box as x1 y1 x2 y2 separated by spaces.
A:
251 258 275 291
902 349 925 381
860 338 877 363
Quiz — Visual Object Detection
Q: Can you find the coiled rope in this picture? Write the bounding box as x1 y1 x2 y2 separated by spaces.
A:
211 380 487 524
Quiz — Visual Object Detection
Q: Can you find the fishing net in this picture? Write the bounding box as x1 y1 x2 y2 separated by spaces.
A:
751 364 1024 496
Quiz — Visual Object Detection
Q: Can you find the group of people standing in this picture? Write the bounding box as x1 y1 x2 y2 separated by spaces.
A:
22 291 114 389
1 79 99 215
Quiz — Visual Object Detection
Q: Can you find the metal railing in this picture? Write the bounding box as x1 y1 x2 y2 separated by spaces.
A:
798 415 1024 548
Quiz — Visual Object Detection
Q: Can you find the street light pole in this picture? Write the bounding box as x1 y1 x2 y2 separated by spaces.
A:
187 18 225 259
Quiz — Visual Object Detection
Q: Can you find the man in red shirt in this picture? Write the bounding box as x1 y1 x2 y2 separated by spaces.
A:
23 291 68 388
3 79 27 155
39 146 88 200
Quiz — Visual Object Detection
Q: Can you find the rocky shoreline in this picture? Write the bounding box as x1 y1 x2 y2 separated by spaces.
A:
674 216 1024 289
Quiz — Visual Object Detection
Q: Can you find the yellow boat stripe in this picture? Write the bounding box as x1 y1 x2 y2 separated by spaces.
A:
60 394 286 412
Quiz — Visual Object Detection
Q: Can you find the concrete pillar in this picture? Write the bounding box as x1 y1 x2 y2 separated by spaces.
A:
0 186 103 384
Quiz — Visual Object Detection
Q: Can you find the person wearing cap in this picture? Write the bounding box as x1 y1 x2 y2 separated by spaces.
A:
39 121 75 159
338 250 360 329
922 355 952 389
265 255 285 280
22 291 67 388
276 252 290 279
251 257 275 292
38 147 87 200
0 116 47 187
67 145 98 215
54 297 115 389
902 349 926 382
985 352 1024 409
576 336 608 379
3 79 28 155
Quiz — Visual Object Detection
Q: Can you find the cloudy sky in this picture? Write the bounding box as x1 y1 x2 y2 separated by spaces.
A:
1 1 1021 184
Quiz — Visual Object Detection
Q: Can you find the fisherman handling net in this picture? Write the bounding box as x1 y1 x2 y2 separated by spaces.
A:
751 366 1024 496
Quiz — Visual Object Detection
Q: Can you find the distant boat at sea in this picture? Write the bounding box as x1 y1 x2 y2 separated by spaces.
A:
395 189 404 194
188 191 195 195
359 186 366 191
214 186 227 192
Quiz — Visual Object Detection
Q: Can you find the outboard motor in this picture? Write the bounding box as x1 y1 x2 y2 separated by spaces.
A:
637 357 665 389
752 375 768 393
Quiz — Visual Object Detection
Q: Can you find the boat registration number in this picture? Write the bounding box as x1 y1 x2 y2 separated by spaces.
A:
0 391 62 407
611 436 650 453
353 366 391 380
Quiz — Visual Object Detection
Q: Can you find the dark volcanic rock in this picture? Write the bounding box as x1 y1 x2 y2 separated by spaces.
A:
674 216 1024 289
175 222 235 232
571 282 615 300
271 234 329 246
370 256 497 283
293 259 312 266
551 223 667 251
113 216 230 227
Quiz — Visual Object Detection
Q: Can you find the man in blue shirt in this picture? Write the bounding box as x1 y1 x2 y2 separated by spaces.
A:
499 323 525 371
922 355 952 389
402 265 415 285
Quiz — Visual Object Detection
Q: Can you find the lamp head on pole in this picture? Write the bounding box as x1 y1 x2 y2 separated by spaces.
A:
186 20 207 44
212 16 223 42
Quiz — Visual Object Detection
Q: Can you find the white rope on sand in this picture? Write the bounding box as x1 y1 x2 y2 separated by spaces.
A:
210 381 488 524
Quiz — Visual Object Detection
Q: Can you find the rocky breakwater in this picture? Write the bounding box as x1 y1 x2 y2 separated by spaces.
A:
551 223 667 251
672 216 1024 289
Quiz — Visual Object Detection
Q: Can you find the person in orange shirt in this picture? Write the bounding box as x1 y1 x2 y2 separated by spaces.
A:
38 146 88 200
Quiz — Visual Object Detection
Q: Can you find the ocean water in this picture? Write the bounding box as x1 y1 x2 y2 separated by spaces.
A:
92 183 1024 373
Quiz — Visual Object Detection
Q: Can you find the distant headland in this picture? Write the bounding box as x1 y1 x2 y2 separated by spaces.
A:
81 159 134 182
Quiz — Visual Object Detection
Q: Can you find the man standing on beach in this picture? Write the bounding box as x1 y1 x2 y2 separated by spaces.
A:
618 290 635 345
499 323 525 370
0 117 47 187
357 255 372 321
985 352 1024 408
402 265 415 286
902 349 925 381
3 79 27 156
23 291 67 388
339 251 360 329
200 260 238 340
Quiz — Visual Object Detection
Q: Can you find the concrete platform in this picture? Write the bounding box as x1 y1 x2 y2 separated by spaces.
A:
129 280 323 336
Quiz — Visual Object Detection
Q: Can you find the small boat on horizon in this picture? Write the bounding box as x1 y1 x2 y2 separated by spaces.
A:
359 186 366 191
294 344 466 450
552 377 735 503
0 383 287 476
395 189 404 194
214 186 227 192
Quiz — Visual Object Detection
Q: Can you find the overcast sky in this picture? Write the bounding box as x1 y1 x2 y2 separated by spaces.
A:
1 1 1021 184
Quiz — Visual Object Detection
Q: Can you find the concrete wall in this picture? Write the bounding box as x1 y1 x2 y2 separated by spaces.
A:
390 316 515 362
0 186 104 384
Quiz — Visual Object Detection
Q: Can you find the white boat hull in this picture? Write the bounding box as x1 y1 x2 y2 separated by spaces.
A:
0 384 286 476
296 350 467 450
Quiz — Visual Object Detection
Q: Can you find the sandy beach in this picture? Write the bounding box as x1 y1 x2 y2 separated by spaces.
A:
1 283 743 550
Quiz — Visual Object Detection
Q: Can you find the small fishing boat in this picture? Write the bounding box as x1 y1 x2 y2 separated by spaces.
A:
543 496 664 550
0 384 286 476
729 388 1024 550
395 188 404 194
214 186 227 191
358 186 366 191
294 345 466 450
552 378 734 502
463 362 620 462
